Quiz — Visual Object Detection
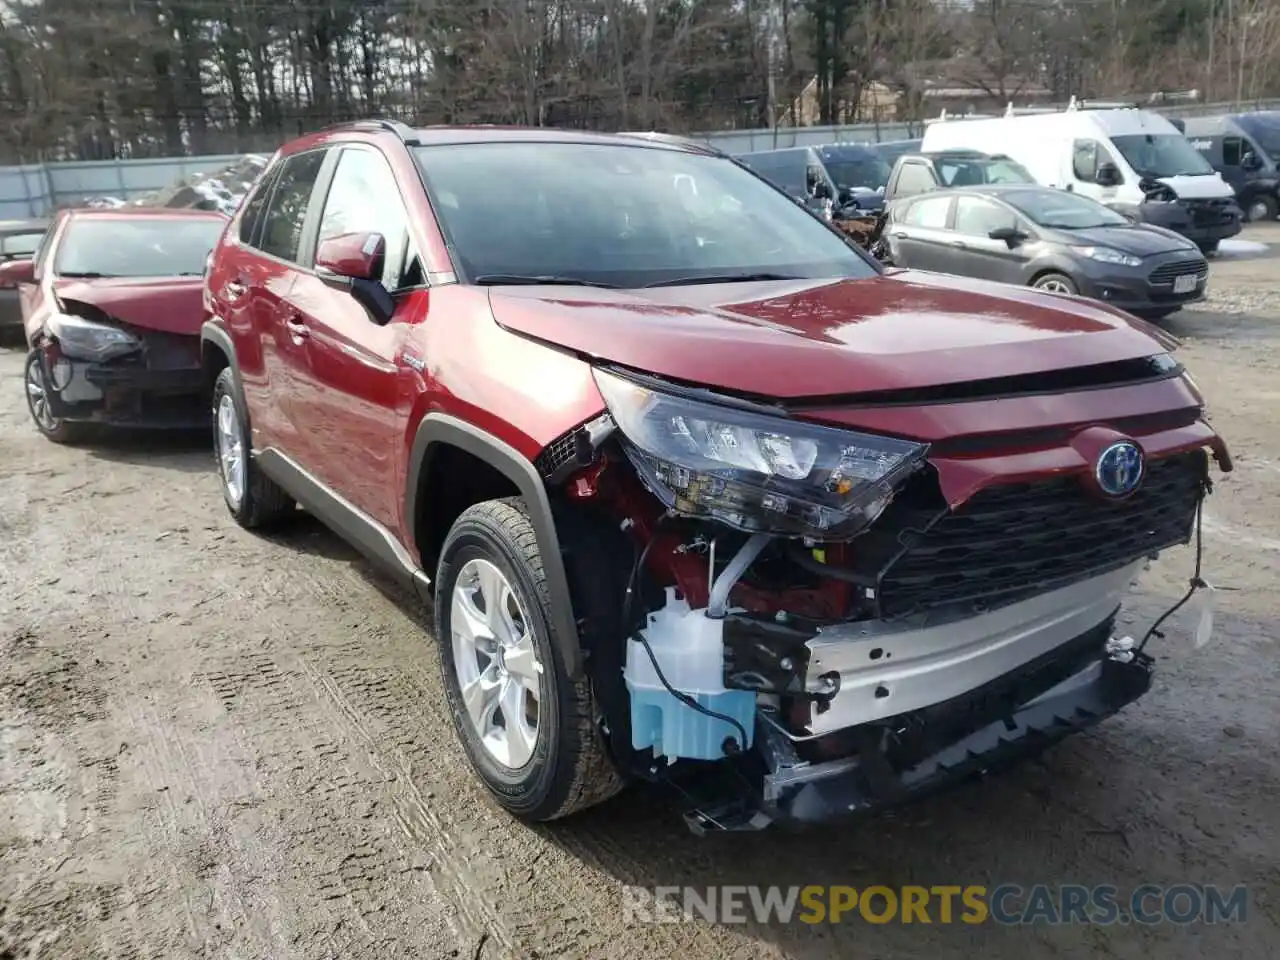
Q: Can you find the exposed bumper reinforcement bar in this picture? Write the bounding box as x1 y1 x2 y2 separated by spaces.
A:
683 642 1153 834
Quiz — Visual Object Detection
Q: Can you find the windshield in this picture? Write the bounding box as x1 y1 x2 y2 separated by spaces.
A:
1238 116 1280 160
412 142 878 287
1004 190 1129 230
55 217 224 278
822 155 892 191
1110 133 1215 178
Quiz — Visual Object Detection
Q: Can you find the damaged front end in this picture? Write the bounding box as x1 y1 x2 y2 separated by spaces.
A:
544 364 1226 832
33 303 206 429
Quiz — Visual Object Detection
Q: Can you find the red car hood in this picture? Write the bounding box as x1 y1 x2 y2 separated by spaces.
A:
54 275 205 336
487 270 1177 399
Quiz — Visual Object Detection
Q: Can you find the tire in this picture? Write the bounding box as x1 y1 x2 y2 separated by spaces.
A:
1245 195 1278 223
212 366 295 530
1032 272 1078 296
1199 240 1220 255
24 350 89 444
436 497 625 822
1133 306 1181 321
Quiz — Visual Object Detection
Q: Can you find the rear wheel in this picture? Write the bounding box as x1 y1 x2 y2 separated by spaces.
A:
436 498 624 822
1032 272 1078 296
24 351 88 444
212 366 295 529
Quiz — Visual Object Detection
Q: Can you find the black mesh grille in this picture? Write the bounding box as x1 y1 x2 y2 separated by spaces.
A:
1186 198 1235 228
534 431 579 479
1149 259 1209 286
874 450 1207 618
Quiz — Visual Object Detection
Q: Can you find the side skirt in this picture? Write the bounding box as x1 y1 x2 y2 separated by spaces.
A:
256 447 433 604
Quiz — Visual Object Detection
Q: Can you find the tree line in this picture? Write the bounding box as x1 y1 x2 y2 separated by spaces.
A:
0 0 1278 163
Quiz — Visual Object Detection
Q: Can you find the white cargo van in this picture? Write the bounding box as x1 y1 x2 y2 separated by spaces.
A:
920 102 1242 251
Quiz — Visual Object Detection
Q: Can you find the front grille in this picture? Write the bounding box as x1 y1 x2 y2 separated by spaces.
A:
1186 198 1235 228
873 449 1208 618
1149 259 1209 285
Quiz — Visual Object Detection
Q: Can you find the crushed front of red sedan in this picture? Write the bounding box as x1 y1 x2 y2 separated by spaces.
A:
515 270 1232 832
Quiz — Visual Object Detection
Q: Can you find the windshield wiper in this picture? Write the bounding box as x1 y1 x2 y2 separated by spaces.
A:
57 271 113 279
472 274 619 289
643 272 804 288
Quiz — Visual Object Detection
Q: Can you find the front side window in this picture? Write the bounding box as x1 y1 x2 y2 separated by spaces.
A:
315 147 411 290
1073 140 1100 181
953 197 1017 237
258 150 326 262
1110 133 1214 178
54 217 226 278
1222 136 1244 167
822 154 893 191
412 142 878 287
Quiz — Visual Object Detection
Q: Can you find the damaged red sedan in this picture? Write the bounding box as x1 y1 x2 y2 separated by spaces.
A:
1 207 227 442
202 123 1231 832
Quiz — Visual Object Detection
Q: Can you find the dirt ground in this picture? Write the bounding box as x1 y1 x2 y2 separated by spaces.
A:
2 229 1279 960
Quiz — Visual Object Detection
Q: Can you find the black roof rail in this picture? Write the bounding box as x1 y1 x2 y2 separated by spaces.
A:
318 118 421 145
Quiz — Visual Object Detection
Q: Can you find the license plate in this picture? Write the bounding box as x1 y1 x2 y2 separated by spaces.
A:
1173 274 1198 294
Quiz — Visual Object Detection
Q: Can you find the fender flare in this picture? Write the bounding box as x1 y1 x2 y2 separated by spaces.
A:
199 320 242 389
406 414 584 678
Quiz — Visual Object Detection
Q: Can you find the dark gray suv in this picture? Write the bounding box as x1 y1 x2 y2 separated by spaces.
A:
884 185 1209 319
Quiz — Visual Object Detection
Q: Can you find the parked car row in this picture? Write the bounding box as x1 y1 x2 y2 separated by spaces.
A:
4 121 1232 837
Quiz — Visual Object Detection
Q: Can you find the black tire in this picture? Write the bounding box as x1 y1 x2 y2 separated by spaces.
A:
1199 240 1220 255
436 497 625 822
24 350 89 444
1245 194 1278 223
1031 272 1078 296
211 366 295 530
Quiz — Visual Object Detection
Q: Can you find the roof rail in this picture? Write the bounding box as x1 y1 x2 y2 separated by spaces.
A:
1065 96 1139 111
319 118 421 145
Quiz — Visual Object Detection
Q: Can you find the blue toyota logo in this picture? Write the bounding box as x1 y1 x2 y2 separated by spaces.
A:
1095 441 1144 497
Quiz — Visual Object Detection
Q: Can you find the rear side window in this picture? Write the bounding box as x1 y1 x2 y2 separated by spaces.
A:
894 163 936 198
258 150 326 262
238 166 279 246
903 195 952 228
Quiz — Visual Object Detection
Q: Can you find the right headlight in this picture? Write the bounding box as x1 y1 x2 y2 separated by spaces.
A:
47 312 140 362
593 368 929 540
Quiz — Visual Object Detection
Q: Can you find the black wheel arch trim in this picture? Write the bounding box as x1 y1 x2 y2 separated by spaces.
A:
407 414 584 679
200 320 242 388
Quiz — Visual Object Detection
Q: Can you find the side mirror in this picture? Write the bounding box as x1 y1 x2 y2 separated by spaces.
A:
1242 152 1263 171
1095 162 1122 187
988 226 1025 246
316 231 385 282
812 181 833 200
0 257 36 289
315 231 395 325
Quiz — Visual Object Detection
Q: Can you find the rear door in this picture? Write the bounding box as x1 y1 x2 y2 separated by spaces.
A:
221 149 329 454
284 144 425 530
886 194 955 272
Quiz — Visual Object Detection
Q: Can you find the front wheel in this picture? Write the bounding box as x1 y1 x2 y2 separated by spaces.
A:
436 498 624 822
1199 240 1220 255
24 351 88 444
1032 272 1078 296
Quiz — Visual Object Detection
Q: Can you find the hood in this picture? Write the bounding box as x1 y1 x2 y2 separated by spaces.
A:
53 275 205 336
487 271 1170 400
1152 173 1235 200
1053 224 1198 257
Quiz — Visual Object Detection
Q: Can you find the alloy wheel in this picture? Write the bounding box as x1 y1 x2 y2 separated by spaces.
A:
25 354 59 433
450 557 543 769
1036 278 1072 294
215 393 246 507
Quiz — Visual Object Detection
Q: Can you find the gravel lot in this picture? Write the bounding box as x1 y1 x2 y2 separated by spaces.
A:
2 229 1278 959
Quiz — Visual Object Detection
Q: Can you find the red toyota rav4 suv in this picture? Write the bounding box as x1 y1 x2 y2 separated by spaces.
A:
201 120 1230 832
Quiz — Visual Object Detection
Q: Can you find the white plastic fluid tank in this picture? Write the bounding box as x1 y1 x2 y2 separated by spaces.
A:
624 587 757 762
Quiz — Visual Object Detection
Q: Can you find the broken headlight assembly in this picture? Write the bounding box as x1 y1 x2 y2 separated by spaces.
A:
593 368 928 539
46 312 140 362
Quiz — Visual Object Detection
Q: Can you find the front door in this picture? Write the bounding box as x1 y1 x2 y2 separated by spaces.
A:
948 196 1027 285
285 144 425 532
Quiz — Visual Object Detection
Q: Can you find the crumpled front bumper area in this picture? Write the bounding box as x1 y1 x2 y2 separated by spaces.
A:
683 612 1151 833
37 337 206 429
